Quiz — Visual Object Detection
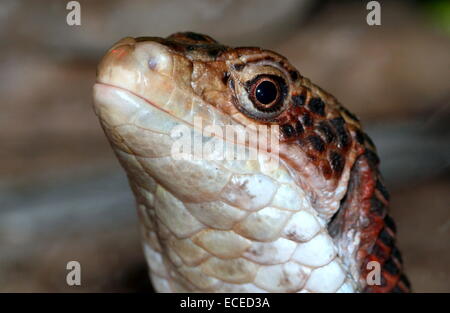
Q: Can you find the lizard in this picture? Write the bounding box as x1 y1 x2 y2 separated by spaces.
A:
93 32 410 293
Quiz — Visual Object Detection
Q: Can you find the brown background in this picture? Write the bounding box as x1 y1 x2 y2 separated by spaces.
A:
0 0 449 292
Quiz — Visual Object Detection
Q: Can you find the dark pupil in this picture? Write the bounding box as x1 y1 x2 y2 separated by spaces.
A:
255 80 278 105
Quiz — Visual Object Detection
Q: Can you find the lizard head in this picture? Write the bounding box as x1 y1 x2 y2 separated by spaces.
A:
93 32 408 293
94 32 363 218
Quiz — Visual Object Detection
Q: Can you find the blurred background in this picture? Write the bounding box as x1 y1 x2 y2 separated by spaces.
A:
0 0 449 292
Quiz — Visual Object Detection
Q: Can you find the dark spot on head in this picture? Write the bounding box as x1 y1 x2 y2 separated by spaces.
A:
330 117 350 148
185 45 196 51
207 46 225 58
289 70 299 81
378 228 394 247
308 135 325 152
280 124 296 138
329 151 344 173
383 257 400 275
135 36 153 42
317 121 335 143
384 215 397 234
295 121 304 135
365 149 380 165
302 113 313 127
160 40 185 53
370 195 385 216
375 179 390 200
371 242 389 260
330 116 345 128
355 129 365 144
222 72 230 85
184 32 210 42
308 97 325 116
233 63 245 71
391 246 402 263
292 94 305 107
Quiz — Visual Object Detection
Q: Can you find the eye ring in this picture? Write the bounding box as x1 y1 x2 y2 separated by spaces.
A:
247 75 286 113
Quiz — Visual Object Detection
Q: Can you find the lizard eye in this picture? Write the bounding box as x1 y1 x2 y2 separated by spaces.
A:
251 76 280 110
244 74 287 118
230 66 290 121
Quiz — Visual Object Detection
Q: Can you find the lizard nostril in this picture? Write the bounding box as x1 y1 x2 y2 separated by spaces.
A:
148 58 158 70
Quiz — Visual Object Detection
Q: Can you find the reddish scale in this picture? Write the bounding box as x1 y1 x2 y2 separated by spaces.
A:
350 147 410 293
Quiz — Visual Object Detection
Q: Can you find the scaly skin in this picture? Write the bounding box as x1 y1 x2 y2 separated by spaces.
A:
93 32 410 292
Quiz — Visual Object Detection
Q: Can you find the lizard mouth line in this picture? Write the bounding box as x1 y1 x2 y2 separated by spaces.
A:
95 82 179 121
94 82 281 162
